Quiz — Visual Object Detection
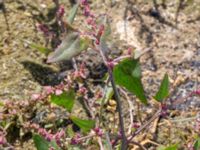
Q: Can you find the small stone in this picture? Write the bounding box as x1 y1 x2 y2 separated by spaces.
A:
106 105 116 113
108 99 116 106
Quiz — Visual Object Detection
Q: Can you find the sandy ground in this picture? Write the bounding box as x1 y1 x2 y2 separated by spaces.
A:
0 0 200 149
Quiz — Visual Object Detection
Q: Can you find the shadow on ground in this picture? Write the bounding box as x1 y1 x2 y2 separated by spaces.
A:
21 60 62 86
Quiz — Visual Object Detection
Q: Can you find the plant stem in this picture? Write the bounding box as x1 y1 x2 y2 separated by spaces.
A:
98 48 127 150
109 70 127 149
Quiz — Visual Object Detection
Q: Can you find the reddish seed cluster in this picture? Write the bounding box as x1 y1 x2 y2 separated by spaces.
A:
31 82 71 101
78 86 88 95
37 24 50 36
93 127 103 137
57 5 65 19
71 134 81 145
0 132 6 145
81 0 88 5
193 89 200 95
86 17 97 30
107 61 115 70
127 47 133 55
80 0 91 17
132 122 140 129
25 123 65 145
97 25 104 37
160 103 168 117
73 63 87 79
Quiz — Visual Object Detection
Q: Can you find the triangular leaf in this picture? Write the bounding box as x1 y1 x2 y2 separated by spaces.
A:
113 58 147 104
33 134 50 150
47 32 90 63
70 116 95 133
51 90 75 112
67 4 79 24
154 74 169 102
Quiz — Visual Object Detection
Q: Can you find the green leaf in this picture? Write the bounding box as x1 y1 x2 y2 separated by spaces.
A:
154 74 169 102
113 58 147 104
25 40 51 55
194 137 200 150
67 4 79 24
33 134 50 150
47 32 90 63
51 90 75 112
70 116 95 133
157 144 178 150
33 134 61 150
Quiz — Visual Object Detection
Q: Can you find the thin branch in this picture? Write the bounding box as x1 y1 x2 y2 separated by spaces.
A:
130 141 147 150
120 88 134 135
98 137 105 150
128 109 161 142
98 47 127 150
105 132 113 150
175 0 184 26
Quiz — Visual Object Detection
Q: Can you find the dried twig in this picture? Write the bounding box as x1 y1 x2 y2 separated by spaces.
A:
128 109 161 142
120 88 134 135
